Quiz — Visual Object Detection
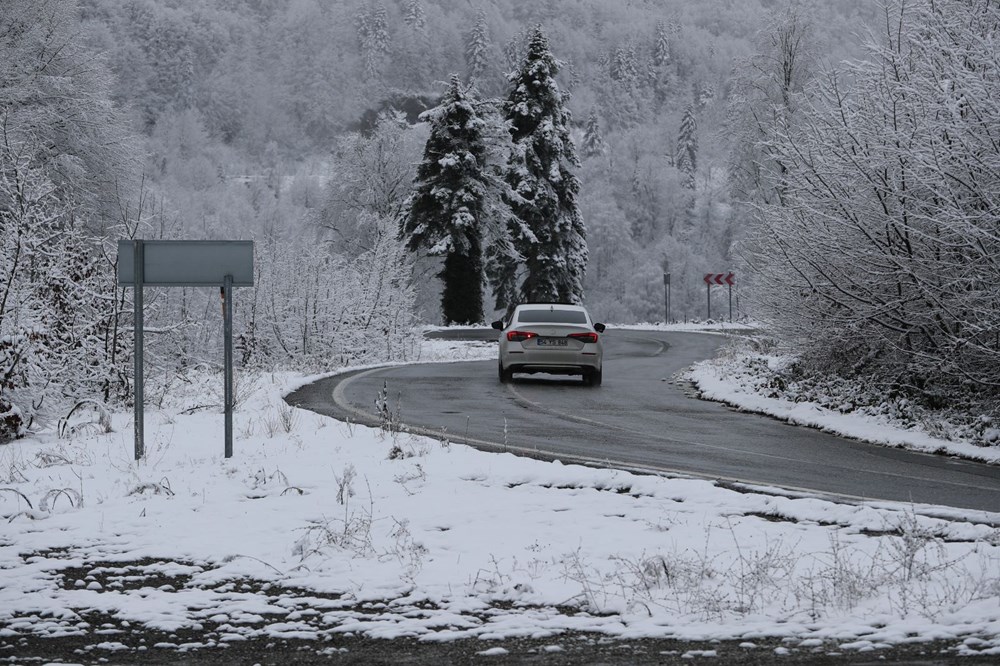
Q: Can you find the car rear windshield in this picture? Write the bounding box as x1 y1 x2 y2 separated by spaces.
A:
516 308 588 324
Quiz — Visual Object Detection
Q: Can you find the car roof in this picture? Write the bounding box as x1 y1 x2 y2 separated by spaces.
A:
514 303 588 311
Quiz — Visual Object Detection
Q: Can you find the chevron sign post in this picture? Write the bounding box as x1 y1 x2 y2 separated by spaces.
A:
703 272 736 321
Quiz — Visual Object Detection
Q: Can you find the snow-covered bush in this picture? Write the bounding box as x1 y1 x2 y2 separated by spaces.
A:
241 214 418 372
744 0 1000 400
0 0 138 441
0 140 132 441
704 336 998 448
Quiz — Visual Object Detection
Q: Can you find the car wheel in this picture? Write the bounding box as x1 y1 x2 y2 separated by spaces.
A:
587 368 602 387
499 362 513 383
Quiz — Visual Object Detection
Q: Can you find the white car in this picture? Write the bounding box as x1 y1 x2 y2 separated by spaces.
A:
491 304 606 386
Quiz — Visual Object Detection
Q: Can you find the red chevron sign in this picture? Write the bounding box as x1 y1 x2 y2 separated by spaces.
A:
704 272 736 286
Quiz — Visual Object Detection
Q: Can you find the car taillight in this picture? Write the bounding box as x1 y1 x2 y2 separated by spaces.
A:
569 332 599 343
507 330 538 342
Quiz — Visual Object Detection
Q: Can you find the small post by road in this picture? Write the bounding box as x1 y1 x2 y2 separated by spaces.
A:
132 239 144 461
663 272 671 324
223 274 234 458
725 272 736 322
705 277 712 321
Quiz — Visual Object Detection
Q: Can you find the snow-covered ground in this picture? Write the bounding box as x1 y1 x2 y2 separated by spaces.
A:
680 328 1000 464
2 328 999 660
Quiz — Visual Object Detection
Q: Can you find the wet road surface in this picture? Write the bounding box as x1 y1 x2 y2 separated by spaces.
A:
288 329 1000 514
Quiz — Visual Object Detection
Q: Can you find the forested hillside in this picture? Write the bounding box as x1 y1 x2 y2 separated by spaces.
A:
29 0 1000 441
78 0 877 323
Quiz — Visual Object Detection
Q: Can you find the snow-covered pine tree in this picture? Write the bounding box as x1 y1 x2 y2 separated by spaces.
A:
696 80 716 109
403 76 516 325
356 3 390 80
581 109 607 159
503 27 531 73
403 0 426 31
610 43 640 85
503 25 587 307
677 105 698 189
465 9 492 82
398 0 430 86
650 19 676 106
654 21 671 68
604 41 647 128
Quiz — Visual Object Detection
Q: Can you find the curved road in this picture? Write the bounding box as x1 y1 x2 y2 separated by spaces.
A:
287 329 1000 514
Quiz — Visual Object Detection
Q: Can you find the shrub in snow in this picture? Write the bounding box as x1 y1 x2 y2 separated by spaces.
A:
0 396 26 443
0 335 35 442
1 1 139 438
744 0 1000 400
239 217 418 372
706 336 1000 448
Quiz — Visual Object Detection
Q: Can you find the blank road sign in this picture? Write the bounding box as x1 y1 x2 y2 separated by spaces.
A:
118 240 254 287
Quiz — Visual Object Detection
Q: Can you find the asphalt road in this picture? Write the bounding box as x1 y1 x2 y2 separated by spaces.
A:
287 328 1000 514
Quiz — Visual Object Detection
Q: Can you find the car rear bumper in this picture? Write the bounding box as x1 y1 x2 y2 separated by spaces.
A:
501 349 601 374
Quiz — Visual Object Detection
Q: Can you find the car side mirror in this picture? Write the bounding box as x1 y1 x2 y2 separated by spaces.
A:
594 323 606 333
490 320 504 330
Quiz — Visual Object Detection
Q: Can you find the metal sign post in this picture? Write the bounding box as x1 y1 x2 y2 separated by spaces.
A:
728 281 733 323
663 272 671 324
223 274 234 458
118 240 253 460
133 240 144 460
704 273 712 320
725 272 736 322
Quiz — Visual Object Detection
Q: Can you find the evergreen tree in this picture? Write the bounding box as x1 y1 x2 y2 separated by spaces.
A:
465 9 492 82
695 80 716 109
403 76 515 324
581 109 607 159
356 3 390 80
403 0 426 31
677 105 698 189
650 19 675 106
400 0 430 84
502 27 531 73
604 40 646 128
610 43 639 85
504 25 587 306
653 21 671 68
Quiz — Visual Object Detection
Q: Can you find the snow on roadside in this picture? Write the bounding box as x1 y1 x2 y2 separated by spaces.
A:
684 342 1000 465
1 329 999 657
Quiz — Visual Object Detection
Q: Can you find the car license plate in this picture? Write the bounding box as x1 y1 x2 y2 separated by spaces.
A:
537 338 568 347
